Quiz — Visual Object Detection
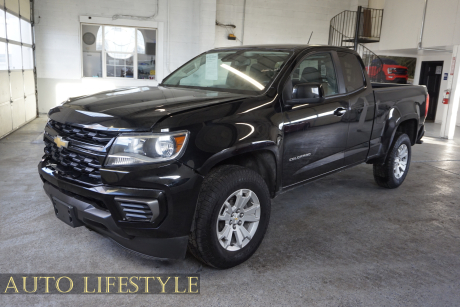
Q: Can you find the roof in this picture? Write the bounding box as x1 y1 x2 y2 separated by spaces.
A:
211 44 358 53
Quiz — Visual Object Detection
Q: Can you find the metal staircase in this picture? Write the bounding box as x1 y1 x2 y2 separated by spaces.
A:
328 6 385 82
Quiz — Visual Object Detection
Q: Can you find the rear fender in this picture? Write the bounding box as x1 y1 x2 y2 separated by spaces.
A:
370 108 418 165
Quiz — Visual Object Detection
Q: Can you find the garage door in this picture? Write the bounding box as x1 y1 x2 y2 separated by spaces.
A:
0 0 36 138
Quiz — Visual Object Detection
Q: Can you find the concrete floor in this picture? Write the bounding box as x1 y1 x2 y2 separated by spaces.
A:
424 121 460 138
1 117 460 306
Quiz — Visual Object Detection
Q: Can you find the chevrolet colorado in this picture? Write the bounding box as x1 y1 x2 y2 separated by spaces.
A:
38 45 428 269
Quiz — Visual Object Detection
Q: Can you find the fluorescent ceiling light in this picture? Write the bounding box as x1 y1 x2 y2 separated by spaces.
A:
220 64 264 90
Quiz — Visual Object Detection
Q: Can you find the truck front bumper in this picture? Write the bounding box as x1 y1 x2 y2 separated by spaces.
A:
38 158 203 260
386 75 408 83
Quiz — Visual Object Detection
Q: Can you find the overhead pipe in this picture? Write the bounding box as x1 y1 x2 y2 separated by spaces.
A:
240 0 247 45
418 0 449 52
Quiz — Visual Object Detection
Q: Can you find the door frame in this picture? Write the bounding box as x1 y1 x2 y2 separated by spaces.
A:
279 50 350 188
418 61 443 121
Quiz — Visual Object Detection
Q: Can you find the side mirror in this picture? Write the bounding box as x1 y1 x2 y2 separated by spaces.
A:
287 82 324 104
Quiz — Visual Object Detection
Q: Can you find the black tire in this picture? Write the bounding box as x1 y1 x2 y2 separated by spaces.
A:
373 132 411 189
188 165 271 269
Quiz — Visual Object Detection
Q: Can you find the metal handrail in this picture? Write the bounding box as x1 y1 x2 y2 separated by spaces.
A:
329 7 384 45
328 7 385 82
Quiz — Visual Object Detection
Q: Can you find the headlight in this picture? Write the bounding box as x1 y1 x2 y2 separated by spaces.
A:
105 131 189 166
387 68 397 74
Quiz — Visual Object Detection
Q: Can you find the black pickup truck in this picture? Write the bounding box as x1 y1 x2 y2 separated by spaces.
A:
38 45 428 269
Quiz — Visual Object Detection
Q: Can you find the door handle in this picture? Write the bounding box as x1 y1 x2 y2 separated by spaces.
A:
333 107 347 117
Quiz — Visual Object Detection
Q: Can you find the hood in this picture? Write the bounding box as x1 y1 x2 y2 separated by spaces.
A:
48 86 248 131
383 64 408 69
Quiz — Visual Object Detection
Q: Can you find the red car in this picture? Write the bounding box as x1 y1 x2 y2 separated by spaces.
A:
367 58 408 84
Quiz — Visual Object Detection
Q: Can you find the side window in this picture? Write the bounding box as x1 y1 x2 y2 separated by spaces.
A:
337 52 365 92
289 53 338 97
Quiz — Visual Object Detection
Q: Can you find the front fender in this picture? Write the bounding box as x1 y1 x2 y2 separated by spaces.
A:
151 94 284 176
196 140 278 175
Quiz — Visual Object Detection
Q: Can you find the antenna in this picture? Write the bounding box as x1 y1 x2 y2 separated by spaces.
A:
307 31 313 44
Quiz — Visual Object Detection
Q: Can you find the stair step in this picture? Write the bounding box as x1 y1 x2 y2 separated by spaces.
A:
342 38 380 44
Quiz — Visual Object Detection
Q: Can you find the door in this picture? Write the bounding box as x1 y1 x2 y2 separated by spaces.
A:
0 1 36 139
281 52 349 187
336 51 376 165
419 61 443 121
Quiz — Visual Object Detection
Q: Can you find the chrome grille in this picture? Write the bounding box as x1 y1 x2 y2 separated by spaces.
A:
44 137 104 183
43 120 119 184
395 68 408 75
48 120 117 146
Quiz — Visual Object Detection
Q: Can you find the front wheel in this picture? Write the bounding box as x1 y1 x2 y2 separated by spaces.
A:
188 165 271 269
373 133 412 189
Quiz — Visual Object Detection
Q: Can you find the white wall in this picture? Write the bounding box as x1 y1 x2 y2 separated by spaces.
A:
34 0 216 113
377 0 425 51
35 0 370 113
214 0 365 48
458 91 460 126
368 0 385 9
377 0 460 51
422 0 460 48
358 0 369 7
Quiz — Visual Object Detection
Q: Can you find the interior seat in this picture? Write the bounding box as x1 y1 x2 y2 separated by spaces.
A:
300 67 333 96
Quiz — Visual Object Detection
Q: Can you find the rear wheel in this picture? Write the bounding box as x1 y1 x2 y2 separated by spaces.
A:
373 133 411 189
188 165 271 269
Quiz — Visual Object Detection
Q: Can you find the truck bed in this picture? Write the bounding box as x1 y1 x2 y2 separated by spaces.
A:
371 83 428 118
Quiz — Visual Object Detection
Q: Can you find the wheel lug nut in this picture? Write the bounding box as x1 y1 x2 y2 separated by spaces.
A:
240 213 244 217
238 221 242 225
229 220 232 224
236 209 240 213
233 224 236 229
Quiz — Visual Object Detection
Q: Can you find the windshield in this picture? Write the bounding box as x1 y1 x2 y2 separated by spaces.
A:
162 50 292 93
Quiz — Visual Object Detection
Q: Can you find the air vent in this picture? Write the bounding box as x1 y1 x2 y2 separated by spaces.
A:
115 197 160 223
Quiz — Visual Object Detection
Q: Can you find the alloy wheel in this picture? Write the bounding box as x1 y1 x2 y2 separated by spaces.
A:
393 143 408 179
216 189 261 251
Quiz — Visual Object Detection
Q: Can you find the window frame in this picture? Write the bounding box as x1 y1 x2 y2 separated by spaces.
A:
282 51 343 102
0 7 34 72
80 23 157 80
336 51 367 94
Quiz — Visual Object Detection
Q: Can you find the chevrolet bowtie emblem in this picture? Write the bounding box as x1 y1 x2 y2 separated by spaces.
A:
54 136 69 148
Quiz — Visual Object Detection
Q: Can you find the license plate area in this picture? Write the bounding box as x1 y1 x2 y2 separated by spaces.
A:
52 198 84 228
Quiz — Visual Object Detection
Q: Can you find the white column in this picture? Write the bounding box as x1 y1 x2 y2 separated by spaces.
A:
440 45 460 139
